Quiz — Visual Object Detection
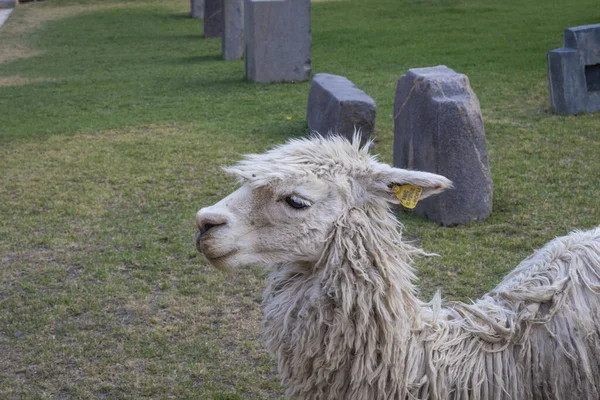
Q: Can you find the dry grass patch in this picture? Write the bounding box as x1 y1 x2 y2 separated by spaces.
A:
0 75 51 86
0 4 87 63
0 42 40 64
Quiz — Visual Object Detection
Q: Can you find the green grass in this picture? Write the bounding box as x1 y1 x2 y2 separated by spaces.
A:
1 0 599 398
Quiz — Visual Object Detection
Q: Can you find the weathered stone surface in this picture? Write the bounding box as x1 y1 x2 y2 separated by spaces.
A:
548 24 600 114
244 0 311 83
222 0 244 60
306 73 376 141
204 0 222 38
190 0 204 19
393 65 493 226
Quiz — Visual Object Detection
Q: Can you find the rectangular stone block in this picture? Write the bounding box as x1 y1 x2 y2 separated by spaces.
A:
306 73 376 141
222 0 244 60
191 0 204 19
547 49 587 114
548 23 600 114
204 0 223 38
244 0 311 83
393 66 493 226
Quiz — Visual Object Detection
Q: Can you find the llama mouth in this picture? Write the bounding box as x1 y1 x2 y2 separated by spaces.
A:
195 232 237 260
204 250 236 263
195 231 206 253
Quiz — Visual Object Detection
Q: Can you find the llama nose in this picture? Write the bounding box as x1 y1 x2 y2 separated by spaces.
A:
196 209 228 236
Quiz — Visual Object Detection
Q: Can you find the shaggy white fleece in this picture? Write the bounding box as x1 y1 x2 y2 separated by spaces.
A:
264 213 600 399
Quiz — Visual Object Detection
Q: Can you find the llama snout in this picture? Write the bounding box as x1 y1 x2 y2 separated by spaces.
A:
195 208 231 253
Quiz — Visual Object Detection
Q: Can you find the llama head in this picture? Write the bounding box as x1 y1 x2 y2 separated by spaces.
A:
195 135 452 271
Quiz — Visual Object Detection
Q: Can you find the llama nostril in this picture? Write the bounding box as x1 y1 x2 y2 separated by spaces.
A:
203 222 221 234
204 223 217 232
196 209 228 236
200 220 226 235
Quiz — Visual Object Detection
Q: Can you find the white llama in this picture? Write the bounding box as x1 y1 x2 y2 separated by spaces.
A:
195 135 600 400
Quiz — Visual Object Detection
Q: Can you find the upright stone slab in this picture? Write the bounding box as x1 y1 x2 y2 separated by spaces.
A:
548 24 600 114
393 66 493 226
244 0 311 83
204 0 223 38
222 0 244 60
190 0 204 19
306 73 376 141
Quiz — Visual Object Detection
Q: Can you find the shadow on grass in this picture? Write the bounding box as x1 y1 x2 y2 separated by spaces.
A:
175 55 223 64
156 75 247 92
169 12 194 20
151 34 206 42
259 120 309 144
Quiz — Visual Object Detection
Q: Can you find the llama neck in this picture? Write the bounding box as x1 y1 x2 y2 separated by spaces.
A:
262 207 428 398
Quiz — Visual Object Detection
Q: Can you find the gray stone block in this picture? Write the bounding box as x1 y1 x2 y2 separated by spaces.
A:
222 0 244 60
393 66 493 226
548 24 600 114
306 73 376 141
244 0 311 83
191 0 204 19
204 0 222 38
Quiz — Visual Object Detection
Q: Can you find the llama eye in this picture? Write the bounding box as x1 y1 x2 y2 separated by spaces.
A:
284 195 311 210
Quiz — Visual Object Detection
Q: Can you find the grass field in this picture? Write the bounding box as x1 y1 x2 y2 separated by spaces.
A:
1 0 599 398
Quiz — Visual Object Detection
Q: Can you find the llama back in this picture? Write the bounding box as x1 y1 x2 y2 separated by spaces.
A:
500 227 600 399
434 227 600 399
263 225 600 399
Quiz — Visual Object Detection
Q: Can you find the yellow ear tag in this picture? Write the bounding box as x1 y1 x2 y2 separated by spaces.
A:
392 184 423 209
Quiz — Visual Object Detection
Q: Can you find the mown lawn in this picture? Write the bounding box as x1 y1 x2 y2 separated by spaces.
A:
0 0 598 398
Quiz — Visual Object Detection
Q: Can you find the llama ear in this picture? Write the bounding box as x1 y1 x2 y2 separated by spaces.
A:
370 165 453 206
